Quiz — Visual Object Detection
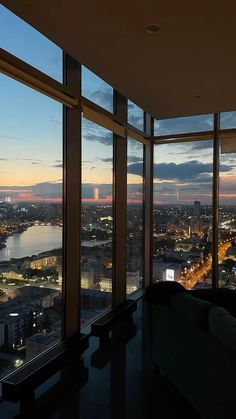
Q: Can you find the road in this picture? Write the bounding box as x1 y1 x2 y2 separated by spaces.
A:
180 240 232 290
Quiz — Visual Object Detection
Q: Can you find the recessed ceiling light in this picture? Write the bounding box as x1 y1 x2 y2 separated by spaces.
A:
145 24 160 34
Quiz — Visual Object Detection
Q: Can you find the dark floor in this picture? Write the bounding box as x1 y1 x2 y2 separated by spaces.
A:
0 299 200 419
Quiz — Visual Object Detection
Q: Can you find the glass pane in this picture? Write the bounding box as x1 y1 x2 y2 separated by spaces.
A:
127 138 144 295
154 114 213 136
0 4 62 82
81 118 113 324
220 111 236 129
128 100 144 131
0 74 63 378
82 66 113 113
219 140 236 288
153 140 213 290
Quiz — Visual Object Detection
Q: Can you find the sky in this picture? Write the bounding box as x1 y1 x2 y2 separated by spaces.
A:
1 4 236 205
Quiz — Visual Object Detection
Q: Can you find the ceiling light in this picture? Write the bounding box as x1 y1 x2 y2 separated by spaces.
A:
145 24 160 34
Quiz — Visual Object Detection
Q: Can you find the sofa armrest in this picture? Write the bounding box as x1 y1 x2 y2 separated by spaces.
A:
145 280 186 305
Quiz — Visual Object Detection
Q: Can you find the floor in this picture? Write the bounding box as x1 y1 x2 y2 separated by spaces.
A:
0 299 200 419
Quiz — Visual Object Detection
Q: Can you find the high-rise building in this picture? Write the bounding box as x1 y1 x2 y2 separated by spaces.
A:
194 201 201 218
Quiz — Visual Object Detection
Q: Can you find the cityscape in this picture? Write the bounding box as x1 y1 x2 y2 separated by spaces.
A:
0 195 236 377
153 201 236 290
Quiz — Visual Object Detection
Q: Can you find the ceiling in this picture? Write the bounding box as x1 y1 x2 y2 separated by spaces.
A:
2 0 236 119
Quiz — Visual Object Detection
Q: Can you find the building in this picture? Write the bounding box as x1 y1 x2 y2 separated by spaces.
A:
153 262 181 282
194 201 201 219
25 326 61 361
0 1 236 418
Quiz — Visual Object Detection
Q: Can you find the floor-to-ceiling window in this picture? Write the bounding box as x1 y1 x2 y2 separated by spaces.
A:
81 118 113 323
218 114 236 288
126 137 144 295
0 4 64 379
0 73 63 376
153 140 213 290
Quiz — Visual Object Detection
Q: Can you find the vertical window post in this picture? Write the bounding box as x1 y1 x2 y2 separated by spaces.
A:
63 53 81 336
113 91 127 305
144 114 153 286
212 113 220 288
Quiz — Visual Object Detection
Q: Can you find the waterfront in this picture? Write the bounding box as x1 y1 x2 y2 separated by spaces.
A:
0 225 62 261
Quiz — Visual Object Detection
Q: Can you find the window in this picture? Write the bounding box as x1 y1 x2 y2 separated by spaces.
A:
0 4 62 82
219 135 236 287
127 138 144 295
220 112 236 130
81 118 113 323
154 114 213 136
153 140 213 290
82 66 113 113
128 100 144 132
0 74 63 378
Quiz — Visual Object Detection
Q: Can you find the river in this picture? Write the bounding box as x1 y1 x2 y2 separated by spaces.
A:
0 225 112 261
0 225 62 261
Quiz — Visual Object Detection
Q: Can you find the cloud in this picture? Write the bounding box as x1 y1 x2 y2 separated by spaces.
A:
188 140 213 151
127 163 144 177
53 164 63 168
153 160 231 181
0 181 62 201
220 111 236 128
83 131 113 146
127 155 143 164
127 159 233 182
90 90 113 110
99 158 113 163
31 182 62 198
128 102 143 129
154 114 213 136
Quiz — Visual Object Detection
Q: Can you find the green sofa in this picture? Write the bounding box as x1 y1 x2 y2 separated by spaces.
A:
146 282 236 419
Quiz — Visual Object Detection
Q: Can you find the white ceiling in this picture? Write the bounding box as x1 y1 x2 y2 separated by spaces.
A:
2 0 236 119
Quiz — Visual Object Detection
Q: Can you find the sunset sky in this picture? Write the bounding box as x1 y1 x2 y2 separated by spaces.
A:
1 4 236 205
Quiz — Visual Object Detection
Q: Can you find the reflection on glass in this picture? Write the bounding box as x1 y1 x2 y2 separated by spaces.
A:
128 100 144 131
0 4 62 82
0 74 63 378
81 118 113 323
219 138 236 288
154 114 213 136
127 138 144 295
82 66 113 113
153 140 213 290
220 111 236 129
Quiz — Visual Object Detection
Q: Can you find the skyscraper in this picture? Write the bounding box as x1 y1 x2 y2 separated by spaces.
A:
194 201 200 218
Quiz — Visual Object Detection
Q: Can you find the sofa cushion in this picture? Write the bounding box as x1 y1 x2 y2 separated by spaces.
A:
169 292 213 329
145 281 186 304
209 305 236 352
191 288 236 318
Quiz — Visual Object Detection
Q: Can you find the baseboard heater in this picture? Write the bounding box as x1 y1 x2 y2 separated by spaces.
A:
1 333 89 402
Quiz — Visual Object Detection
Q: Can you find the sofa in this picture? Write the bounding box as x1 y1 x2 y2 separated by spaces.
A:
146 281 236 419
